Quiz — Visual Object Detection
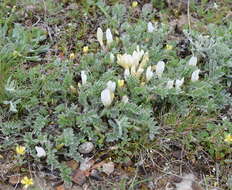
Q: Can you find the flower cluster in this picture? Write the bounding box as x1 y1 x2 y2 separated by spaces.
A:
117 46 150 80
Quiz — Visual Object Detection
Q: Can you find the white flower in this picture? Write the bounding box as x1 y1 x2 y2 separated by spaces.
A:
146 66 154 82
81 70 87 85
97 27 104 47
110 53 115 63
147 22 154 33
101 88 114 107
188 56 197 66
156 61 165 78
175 78 184 90
106 28 113 46
35 146 46 158
191 69 200 82
166 80 174 89
107 80 116 92
122 95 129 103
124 68 130 79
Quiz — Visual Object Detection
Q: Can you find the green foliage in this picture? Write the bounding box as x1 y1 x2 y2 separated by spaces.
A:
0 23 49 101
0 1 232 186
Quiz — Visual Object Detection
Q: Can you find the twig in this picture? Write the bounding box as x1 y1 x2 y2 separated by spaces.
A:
187 0 191 30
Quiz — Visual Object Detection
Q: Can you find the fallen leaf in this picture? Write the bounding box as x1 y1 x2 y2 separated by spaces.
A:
55 185 65 190
9 175 21 185
72 169 89 185
66 160 79 170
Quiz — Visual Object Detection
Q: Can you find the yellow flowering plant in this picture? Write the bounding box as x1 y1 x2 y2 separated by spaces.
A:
224 134 232 143
16 145 26 155
21 176 34 189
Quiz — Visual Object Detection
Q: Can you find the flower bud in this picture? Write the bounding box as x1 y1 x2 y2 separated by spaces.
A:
166 80 174 89
69 53 75 59
101 88 114 107
97 27 104 47
175 78 184 90
81 70 87 85
146 66 154 82
156 61 165 79
83 46 89 53
110 53 115 63
188 56 197 66
106 28 113 46
147 22 154 33
124 68 130 79
191 69 200 82
107 80 116 92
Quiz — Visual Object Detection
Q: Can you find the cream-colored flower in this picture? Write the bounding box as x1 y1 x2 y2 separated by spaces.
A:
106 28 113 46
97 27 104 47
147 22 154 33
81 70 87 85
101 88 114 107
175 78 184 90
16 145 26 155
188 56 197 66
191 69 200 82
117 54 133 69
156 61 165 78
107 81 116 92
21 176 34 189
145 66 154 82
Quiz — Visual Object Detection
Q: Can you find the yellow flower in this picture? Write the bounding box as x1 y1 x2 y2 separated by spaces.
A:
132 1 138 8
21 176 34 189
83 46 89 53
16 145 26 155
117 80 125 88
224 134 232 143
165 44 173 50
69 53 75 59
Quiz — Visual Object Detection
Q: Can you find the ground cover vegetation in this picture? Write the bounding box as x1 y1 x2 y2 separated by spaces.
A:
0 0 232 189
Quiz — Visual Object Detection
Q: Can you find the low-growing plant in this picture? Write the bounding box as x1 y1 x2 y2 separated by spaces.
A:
0 2 232 186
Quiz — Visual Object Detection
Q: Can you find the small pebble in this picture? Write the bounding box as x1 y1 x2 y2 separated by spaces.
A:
102 162 115 175
78 142 94 154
